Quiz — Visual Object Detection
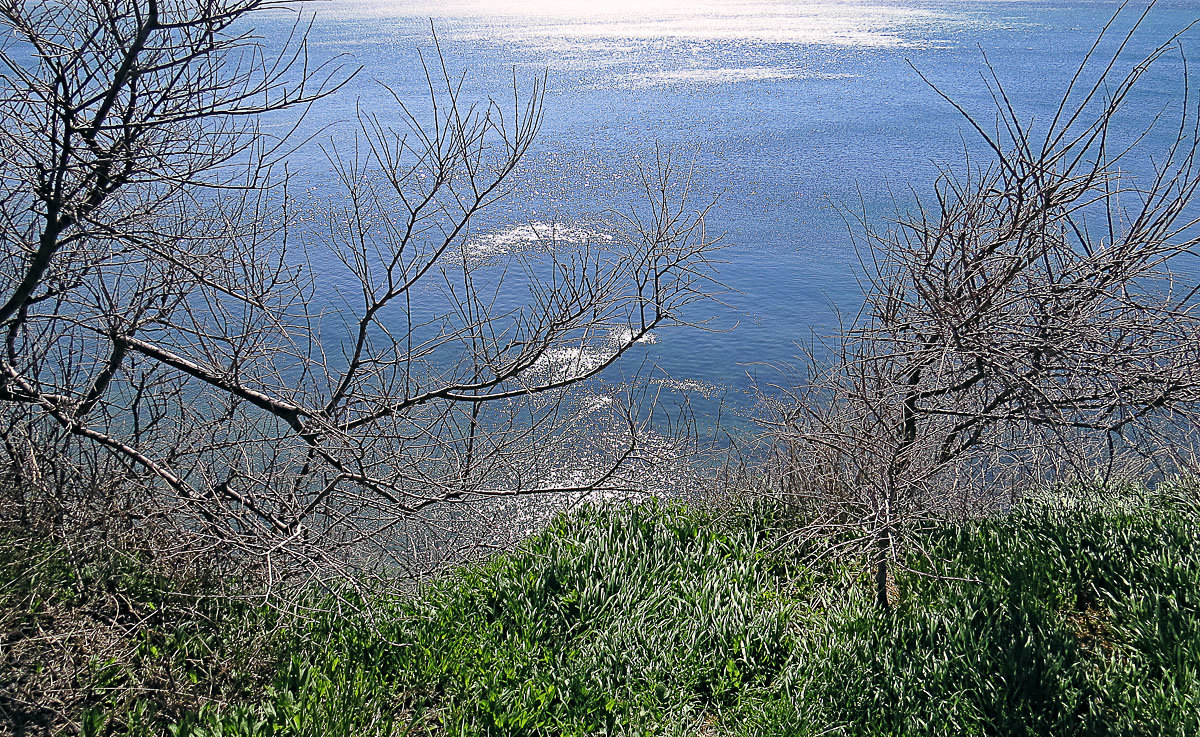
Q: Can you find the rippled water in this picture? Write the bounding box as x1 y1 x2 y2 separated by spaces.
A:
268 0 1200 426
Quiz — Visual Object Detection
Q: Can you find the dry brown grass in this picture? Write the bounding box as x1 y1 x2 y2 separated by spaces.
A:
0 490 276 737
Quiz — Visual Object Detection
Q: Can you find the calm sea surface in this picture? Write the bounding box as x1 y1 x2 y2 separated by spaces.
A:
262 0 1200 427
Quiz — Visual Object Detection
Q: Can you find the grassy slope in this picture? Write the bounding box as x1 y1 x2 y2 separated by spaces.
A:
5 485 1200 736
0 527 272 736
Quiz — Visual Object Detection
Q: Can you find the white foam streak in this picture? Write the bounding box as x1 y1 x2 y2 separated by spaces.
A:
531 328 659 382
465 221 612 261
631 66 857 87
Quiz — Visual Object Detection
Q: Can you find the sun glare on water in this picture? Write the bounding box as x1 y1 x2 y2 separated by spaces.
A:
456 0 699 18
361 0 751 20
335 0 935 46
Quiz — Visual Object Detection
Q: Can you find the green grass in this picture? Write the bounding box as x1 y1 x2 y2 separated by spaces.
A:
0 526 274 736
7 483 1200 736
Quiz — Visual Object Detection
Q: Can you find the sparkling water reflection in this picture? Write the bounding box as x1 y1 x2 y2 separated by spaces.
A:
271 0 1200 431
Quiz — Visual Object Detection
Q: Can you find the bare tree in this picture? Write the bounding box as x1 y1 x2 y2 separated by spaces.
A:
0 1 719 593
760 3 1200 609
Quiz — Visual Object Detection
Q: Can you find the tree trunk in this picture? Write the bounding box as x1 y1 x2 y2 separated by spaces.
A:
874 528 892 611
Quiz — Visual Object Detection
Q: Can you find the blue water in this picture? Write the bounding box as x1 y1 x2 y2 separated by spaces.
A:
260 0 1200 426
